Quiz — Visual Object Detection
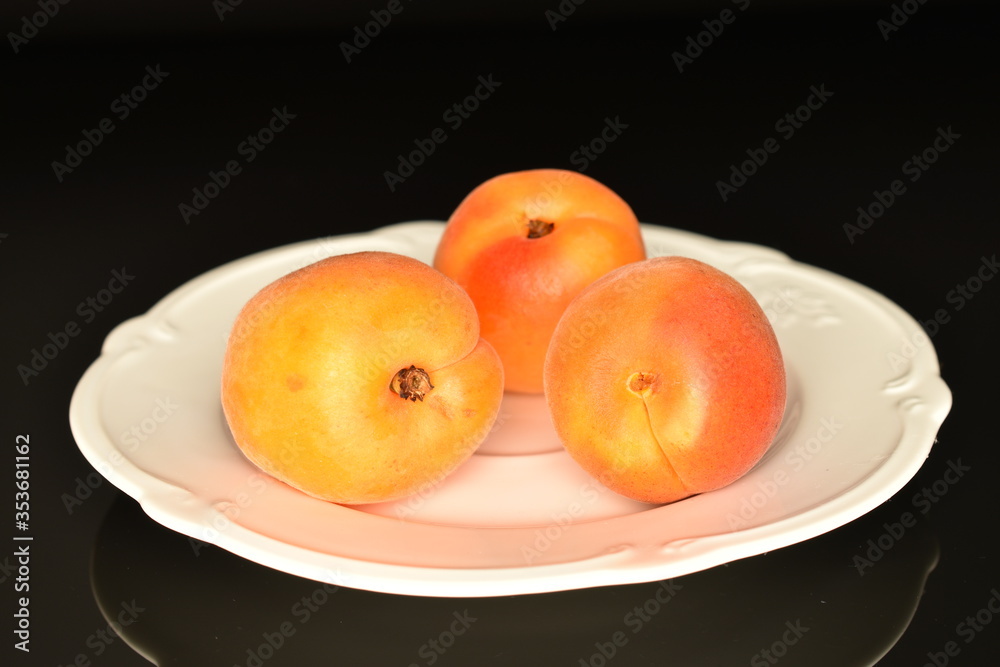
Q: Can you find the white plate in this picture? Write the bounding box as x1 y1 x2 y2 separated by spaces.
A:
69 221 951 597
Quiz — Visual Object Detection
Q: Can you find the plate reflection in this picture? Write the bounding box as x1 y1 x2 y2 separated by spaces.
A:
91 496 938 667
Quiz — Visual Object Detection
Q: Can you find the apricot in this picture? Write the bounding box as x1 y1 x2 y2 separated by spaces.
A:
221 251 504 505
434 169 646 393
543 256 786 505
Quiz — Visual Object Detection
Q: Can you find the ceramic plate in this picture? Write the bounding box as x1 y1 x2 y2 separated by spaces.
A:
69 222 951 597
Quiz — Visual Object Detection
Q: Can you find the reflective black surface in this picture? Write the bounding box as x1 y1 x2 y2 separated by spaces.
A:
92 496 938 666
4 2 998 665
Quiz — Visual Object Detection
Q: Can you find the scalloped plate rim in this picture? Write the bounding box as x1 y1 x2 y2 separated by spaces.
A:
68 220 952 597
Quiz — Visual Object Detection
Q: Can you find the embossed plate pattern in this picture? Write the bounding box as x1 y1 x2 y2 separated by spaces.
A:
69 222 951 596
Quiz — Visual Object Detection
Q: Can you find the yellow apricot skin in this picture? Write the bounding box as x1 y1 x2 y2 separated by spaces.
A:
222 251 504 505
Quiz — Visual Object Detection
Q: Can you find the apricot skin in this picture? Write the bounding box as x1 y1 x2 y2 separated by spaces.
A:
543 256 786 505
221 251 504 505
434 169 646 394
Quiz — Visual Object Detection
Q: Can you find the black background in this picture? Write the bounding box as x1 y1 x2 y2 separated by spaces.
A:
3 1 998 665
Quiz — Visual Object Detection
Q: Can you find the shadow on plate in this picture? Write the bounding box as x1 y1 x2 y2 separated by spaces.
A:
91 495 938 667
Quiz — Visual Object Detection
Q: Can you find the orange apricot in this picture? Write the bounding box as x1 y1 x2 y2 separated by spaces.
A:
543 256 786 504
221 251 504 505
434 169 646 393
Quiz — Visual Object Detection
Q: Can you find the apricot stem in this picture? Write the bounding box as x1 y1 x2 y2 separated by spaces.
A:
526 219 554 239
391 365 434 402
627 372 656 397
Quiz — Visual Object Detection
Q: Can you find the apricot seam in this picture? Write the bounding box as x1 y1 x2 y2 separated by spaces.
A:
636 392 692 495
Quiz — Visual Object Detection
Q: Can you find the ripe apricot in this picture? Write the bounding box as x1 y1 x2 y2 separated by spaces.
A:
221 251 504 505
543 256 786 504
434 169 646 393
